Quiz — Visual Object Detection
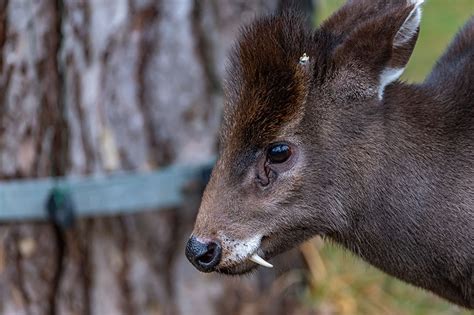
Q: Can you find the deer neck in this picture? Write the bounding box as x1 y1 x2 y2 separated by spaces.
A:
327 82 473 306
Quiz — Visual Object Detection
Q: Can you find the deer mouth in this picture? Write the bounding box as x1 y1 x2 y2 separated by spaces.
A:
216 251 272 275
215 235 274 275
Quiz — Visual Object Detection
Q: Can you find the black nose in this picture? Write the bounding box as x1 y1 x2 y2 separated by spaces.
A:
185 236 222 272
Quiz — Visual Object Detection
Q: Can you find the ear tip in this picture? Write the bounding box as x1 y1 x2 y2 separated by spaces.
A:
409 0 425 7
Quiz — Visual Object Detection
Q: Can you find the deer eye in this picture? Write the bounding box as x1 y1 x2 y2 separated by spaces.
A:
267 143 292 164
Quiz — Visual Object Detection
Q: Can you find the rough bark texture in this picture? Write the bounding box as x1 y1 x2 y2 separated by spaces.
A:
0 1 314 314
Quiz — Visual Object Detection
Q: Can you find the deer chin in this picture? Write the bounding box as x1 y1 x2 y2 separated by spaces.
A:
216 261 258 275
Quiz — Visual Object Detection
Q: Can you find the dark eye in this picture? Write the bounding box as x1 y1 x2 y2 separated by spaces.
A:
267 143 292 164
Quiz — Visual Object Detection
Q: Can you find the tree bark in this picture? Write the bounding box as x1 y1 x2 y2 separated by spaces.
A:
0 1 313 314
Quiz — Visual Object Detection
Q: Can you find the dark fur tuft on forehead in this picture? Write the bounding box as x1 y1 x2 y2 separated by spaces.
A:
221 12 320 151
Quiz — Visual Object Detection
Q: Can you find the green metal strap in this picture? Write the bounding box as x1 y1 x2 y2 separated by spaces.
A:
0 161 213 222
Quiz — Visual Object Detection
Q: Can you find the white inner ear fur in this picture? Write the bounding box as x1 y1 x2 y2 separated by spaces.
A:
394 0 424 47
378 67 405 100
378 0 424 100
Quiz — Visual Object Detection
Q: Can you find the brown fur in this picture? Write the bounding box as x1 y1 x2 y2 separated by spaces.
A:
190 1 474 308
222 15 311 150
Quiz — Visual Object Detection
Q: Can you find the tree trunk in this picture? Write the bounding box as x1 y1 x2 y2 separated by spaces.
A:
0 1 313 314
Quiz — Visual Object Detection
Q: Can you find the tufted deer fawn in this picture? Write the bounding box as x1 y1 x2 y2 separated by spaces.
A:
185 0 474 308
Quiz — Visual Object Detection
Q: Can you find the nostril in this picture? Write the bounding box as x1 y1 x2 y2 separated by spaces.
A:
185 237 222 272
196 241 219 265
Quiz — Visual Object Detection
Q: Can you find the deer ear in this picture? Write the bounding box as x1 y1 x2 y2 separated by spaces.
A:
332 0 424 100
321 0 394 39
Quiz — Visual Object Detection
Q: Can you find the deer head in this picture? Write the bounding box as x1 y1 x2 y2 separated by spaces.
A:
186 0 424 274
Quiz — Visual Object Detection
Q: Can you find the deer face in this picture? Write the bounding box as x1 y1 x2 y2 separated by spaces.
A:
186 0 424 274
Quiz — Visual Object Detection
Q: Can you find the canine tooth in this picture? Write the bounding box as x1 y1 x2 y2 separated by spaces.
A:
250 254 273 268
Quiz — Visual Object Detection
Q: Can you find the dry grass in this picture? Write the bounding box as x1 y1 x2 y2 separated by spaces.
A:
298 239 471 315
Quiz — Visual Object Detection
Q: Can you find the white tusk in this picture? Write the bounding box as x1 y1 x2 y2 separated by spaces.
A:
249 254 273 268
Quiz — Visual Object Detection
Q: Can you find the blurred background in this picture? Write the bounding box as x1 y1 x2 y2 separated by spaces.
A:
0 1 472 315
